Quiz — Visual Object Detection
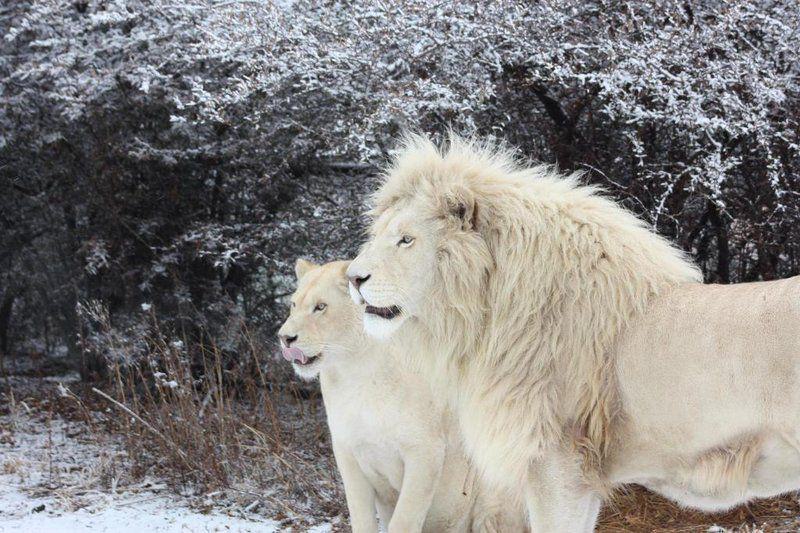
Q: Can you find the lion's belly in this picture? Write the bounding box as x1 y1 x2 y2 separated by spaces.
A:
612 430 800 512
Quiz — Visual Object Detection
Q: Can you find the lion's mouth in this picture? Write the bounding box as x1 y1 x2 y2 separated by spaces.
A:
293 353 322 367
365 305 401 320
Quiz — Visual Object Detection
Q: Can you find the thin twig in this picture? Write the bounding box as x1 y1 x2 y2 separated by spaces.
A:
91 387 190 462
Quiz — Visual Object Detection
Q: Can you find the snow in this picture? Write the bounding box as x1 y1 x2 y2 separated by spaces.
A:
0 395 322 532
0 486 279 533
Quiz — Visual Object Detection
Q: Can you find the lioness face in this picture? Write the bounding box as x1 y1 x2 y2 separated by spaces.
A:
347 201 442 340
277 259 360 380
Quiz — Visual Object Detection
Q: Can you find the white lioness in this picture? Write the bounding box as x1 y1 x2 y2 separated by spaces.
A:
277 258 526 532
347 134 800 532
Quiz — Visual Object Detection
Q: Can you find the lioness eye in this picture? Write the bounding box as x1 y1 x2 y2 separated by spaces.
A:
291 301 296 308
397 235 415 247
314 302 327 312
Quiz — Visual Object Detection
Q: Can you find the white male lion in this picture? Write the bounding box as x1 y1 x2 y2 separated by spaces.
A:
347 134 800 531
277 258 526 532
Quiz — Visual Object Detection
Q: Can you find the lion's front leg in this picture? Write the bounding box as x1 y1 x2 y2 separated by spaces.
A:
332 440 379 533
387 444 445 533
525 450 603 533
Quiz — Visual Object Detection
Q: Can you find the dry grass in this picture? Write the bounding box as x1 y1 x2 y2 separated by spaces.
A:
599 485 800 532
77 318 345 528
0 377 136 516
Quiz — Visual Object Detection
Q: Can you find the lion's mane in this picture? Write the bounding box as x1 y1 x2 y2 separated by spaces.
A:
369 134 702 491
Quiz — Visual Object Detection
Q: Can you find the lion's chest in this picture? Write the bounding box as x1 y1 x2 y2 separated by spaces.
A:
351 440 405 496
324 378 414 493
455 391 535 491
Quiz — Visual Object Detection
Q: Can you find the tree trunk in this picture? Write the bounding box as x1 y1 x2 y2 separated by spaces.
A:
0 288 18 373
706 203 729 283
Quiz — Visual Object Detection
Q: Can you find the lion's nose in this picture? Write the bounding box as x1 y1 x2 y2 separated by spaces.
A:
280 334 298 346
348 274 370 290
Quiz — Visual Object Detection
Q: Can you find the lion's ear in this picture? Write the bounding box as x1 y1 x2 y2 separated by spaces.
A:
444 185 479 231
295 258 318 280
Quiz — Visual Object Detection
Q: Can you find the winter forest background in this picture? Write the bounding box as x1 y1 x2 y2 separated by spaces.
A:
4 0 800 375
1 0 800 529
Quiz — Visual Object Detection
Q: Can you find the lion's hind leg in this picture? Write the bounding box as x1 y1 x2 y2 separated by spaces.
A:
745 430 800 500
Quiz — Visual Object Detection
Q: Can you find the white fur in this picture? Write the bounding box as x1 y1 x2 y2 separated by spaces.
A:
278 260 526 532
348 134 800 531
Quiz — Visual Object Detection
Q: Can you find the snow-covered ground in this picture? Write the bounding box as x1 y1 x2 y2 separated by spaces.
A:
0 485 281 533
0 376 332 532
5 374 799 532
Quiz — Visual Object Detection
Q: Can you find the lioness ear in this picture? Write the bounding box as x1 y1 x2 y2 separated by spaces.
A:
295 258 318 280
337 261 352 294
444 185 479 231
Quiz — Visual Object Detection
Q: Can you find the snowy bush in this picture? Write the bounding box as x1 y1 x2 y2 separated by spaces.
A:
1 0 798 366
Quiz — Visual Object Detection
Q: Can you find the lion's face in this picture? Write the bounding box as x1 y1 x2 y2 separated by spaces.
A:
277 259 361 380
347 200 446 340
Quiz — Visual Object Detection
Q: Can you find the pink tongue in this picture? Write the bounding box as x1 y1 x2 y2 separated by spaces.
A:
281 346 307 364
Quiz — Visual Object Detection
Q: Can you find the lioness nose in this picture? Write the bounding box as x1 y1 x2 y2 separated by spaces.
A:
280 334 298 346
348 274 370 289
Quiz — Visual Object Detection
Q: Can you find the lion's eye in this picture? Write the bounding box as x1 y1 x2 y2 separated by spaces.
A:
397 235 415 247
291 301 296 308
314 302 327 313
